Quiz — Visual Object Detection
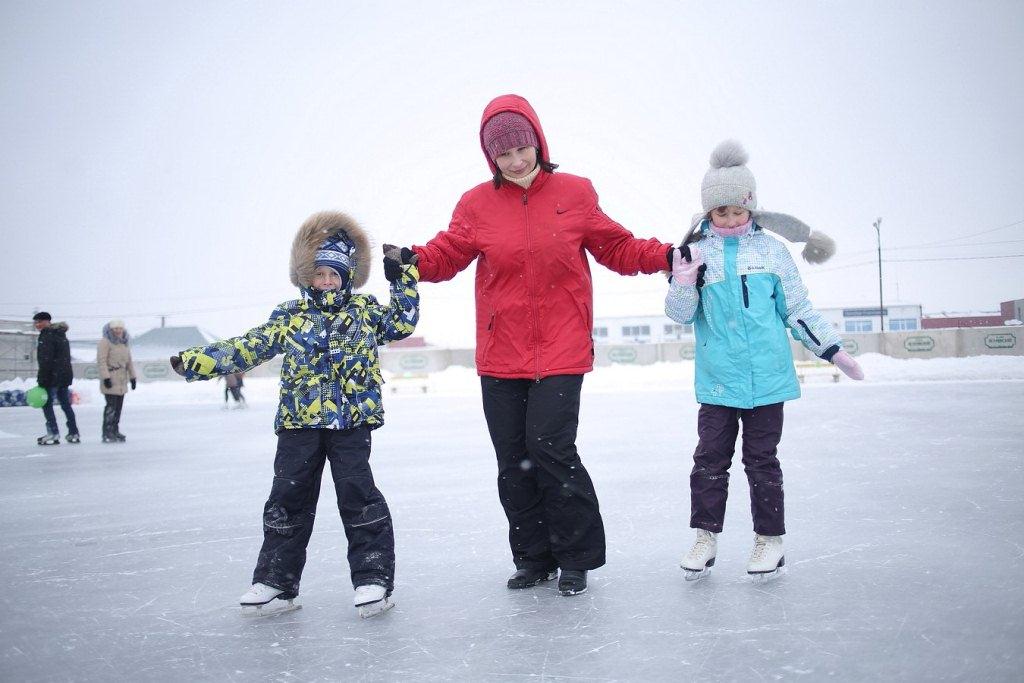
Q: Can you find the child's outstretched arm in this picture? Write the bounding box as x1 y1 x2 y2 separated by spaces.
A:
377 252 420 342
771 244 862 378
172 307 290 381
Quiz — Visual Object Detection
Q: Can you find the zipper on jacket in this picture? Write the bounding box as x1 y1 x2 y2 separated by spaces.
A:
797 319 821 345
741 274 749 308
520 191 543 379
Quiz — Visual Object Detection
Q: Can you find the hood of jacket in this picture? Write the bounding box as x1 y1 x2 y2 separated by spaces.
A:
102 323 129 344
290 211 372 290
40 322 69 338
479 94 550 176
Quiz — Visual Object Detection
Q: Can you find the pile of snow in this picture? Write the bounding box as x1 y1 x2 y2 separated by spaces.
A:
2 353 1021 406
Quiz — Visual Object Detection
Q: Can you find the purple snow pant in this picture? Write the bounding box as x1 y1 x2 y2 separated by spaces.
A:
690 402 786 536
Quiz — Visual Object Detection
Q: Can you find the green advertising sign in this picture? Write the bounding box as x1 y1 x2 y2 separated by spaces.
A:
904 336 935 352
608 347 638 363
842 339 859 354
984 333 1016 349
398 354 429 371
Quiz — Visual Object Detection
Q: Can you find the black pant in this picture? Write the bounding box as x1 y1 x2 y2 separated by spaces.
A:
102 394 125 437
43 386 78 436
481 374 606 571
253 427 395 597
690 402 786 536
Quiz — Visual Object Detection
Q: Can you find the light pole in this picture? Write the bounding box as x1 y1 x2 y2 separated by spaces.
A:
873 217 883 332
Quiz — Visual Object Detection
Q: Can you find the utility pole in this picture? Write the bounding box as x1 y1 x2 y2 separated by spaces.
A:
873 217 884 332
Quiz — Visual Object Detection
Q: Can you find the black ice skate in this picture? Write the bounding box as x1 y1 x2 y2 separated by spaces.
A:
66 433 80 444
557 569 588 596
37 434 60 446
506 568 558 590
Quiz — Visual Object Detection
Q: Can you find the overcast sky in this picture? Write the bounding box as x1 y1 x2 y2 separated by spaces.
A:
2 1 1022 345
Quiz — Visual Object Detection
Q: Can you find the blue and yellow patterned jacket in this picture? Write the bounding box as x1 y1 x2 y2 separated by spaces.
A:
179 264 419 433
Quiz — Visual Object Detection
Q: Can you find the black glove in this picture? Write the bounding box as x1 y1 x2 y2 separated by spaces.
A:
382 244 418 283
170 355 185 376
103 378 112 389
130 378 137 390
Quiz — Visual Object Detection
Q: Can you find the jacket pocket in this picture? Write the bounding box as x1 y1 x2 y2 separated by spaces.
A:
480 312 497 364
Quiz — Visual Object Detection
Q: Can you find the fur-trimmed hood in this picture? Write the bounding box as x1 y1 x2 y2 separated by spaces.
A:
290 211 372 289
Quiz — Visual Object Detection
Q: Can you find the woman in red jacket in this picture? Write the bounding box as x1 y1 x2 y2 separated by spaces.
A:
391 94 673 596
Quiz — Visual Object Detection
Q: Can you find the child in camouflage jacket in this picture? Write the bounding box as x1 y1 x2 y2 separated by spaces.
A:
171 211 419 617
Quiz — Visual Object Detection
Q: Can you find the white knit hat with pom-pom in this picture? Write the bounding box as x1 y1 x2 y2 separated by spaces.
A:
691 139 836 264
701 140 756 214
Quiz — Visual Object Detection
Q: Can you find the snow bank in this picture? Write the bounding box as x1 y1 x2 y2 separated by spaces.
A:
2 353 1021 406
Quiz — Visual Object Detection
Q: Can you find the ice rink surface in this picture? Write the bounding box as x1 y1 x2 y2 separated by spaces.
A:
1 367 1022 681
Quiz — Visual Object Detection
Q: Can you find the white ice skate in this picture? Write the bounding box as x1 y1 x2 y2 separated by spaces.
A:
37 433 60 446
680 529 717 581
239 583 300 616
747 534 785 583
354 584 393 619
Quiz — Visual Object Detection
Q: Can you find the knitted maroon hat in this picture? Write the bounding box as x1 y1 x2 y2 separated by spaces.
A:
481 112 539 160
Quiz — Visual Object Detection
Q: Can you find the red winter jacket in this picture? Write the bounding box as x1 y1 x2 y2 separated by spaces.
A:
413 94 672 379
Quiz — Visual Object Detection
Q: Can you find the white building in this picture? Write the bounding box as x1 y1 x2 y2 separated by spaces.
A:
594 303 924 344
592 315 692 344
817 304 923 333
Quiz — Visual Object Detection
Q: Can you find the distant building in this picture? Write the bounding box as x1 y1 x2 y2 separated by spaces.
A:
131 325 221 360
817 304 923 333
921 298 1023 329
592 315 692 344
0 319 38 381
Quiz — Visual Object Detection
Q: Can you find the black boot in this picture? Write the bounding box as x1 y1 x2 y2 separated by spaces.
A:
506 568 558 590
558 569 588 596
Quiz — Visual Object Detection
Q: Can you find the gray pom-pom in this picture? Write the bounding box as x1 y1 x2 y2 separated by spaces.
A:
709 140 748 169
802 230 836 264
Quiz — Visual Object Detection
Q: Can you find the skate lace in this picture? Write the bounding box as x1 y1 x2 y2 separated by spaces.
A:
750 535 770 563
688 530 714 559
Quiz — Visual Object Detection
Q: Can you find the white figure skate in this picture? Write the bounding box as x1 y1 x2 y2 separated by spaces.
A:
748 534 786 583
239 583 300 616
680 529 717 581
354 584 393 619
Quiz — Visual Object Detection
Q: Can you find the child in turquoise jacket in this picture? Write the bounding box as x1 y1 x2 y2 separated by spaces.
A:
665 141 863 582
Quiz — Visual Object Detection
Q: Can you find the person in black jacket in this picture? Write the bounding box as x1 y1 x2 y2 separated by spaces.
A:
33 311 79 445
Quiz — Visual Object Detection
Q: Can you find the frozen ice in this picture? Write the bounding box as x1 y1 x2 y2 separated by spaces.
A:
0 358 1022 680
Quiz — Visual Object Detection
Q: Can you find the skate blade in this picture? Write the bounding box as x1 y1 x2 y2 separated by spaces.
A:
683 566 713 582
241 600 301 617
558 586 588 597
358 598 394 619
749 565 787 585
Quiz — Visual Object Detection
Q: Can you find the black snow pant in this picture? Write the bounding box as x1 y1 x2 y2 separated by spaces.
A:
481 374 606 572
252 427 395 598
42 386 78 436
102 394 124 437
690 402 786 536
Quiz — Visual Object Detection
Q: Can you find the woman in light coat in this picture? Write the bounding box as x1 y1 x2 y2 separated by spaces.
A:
97 319 136 442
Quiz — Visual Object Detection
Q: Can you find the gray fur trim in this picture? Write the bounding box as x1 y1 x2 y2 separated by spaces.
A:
751 211 811 243
685 210 835 263
290 211 372 288
709 139 748 169
802 230 836 264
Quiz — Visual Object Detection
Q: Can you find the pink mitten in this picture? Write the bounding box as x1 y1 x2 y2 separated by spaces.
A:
671 245 704 286
833 350 865 380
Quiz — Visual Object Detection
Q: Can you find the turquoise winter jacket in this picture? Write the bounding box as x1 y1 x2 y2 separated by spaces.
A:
665 220 841 409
